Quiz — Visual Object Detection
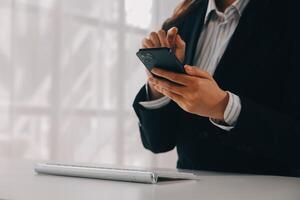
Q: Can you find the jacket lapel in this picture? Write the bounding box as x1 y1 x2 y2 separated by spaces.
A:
213 0 271 86
183 0 209 65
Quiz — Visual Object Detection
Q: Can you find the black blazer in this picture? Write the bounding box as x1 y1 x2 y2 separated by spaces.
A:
133 0 300 176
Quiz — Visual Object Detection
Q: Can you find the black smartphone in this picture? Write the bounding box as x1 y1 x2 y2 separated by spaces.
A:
136 47 185 74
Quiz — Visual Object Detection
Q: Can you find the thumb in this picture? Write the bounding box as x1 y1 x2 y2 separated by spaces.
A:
184 65 211 78
175 34 186 49
167 27 178 42
167 27 178 46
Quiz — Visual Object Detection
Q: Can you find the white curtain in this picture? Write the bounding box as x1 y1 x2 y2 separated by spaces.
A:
0 0 181 167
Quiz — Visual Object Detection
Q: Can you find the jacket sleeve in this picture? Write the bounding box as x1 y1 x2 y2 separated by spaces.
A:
132 85 180 153
132 18 187 154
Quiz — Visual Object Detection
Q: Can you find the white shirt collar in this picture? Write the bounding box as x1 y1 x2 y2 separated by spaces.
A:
204 0 250 23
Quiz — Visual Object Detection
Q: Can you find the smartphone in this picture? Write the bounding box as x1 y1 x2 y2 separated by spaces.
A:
136 47 185 74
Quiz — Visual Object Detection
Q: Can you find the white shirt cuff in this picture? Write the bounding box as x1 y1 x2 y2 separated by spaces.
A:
139 83 171 109
139 96 171 109
210 92 242 131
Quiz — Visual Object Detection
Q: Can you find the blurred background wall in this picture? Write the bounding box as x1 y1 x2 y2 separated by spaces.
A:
0 0 181 167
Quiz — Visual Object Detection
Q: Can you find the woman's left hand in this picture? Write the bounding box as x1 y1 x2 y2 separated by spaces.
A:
149 65 229 121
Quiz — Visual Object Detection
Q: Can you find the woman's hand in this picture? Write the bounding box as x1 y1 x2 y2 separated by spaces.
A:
142 27 186 62
148 65 229 121
141 27 186 100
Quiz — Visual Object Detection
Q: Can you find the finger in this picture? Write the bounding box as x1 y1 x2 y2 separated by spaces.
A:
149 32 161 47
153 84 184 104
149 76 185 96
157 30 170 48
142 38 155 48
184 65 211 79
151 67 192 86
167 27 178 48
145 69 153 78
175 34 186 49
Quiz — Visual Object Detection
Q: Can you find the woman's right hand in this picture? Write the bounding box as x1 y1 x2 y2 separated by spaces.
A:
141 27 186 100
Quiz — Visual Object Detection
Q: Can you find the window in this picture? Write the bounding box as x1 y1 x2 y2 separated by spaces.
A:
0 0 178 167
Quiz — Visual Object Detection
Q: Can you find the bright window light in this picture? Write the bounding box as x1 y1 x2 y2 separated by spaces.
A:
125 0 153 29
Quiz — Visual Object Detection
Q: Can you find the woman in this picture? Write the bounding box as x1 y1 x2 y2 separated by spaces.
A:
133 0 300 176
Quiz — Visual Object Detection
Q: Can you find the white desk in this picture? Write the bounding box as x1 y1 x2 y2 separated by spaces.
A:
1 159 300 200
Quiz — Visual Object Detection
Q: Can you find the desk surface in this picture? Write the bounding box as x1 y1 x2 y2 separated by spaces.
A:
1 159 300 200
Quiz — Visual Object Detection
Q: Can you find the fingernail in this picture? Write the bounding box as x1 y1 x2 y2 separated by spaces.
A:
171 27 178 32
184 65 192 70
